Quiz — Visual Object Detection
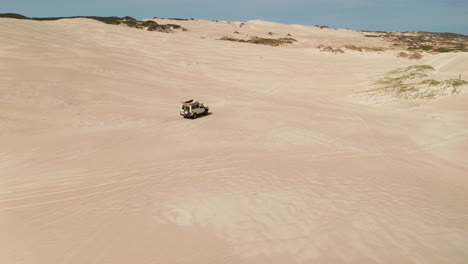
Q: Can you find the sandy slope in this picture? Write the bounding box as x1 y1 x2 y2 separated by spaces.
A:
0 18 467 264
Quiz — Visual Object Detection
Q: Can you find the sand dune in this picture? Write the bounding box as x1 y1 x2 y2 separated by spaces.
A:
1 17 468 263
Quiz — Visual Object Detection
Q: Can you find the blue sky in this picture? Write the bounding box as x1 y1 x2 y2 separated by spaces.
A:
2 0 468 34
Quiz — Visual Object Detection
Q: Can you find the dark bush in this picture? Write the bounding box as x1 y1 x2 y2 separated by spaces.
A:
86 16 122 25
435 48 455 53
0 14 188 33
168 18 189 21
0 13 30 19
148 24 172 33
123 19 138 27
141 20 157 27
219 36 297 46
167 24 181 29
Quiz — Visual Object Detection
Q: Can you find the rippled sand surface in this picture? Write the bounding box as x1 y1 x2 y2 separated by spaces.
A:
1 18 467 263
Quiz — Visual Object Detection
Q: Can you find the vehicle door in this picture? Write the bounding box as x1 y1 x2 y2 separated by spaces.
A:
194 105 203 115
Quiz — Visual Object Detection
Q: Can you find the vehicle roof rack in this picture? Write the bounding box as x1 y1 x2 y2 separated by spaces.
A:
182 99 200 105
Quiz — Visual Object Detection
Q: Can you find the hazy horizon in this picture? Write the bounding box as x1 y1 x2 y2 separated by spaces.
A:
2 0 467 35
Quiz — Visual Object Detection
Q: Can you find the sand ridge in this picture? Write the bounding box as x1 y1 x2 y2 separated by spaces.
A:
0 17 468 264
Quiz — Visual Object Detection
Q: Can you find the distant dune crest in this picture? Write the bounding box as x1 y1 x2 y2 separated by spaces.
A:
1 13 467 264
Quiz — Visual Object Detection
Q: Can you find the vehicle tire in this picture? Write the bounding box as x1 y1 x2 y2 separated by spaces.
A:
193 113 197 119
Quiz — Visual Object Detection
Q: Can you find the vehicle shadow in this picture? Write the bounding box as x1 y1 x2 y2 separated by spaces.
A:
185 112 213 120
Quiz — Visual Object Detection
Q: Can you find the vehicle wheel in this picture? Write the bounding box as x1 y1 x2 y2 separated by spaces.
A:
193 113 197 119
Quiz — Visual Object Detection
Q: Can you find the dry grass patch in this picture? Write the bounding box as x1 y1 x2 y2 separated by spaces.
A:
363 65 468 100
317 45 345 54
396 52 422 59
408 52 422 60
0 13 187 33
147 23 187 33
321 46 334 52
219 36 297 46
344 45 363 51
344 44 385 52
383 31 468 53
397 52 409 58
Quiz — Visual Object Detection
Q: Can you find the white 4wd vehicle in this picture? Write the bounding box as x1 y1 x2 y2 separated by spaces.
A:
180 99 209 119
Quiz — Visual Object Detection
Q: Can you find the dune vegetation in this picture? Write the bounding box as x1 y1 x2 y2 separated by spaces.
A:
219 36 297 46
343 44 385 52
1 14 468 264
364 65 468 99
0 13 187 32
384 32 468 53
